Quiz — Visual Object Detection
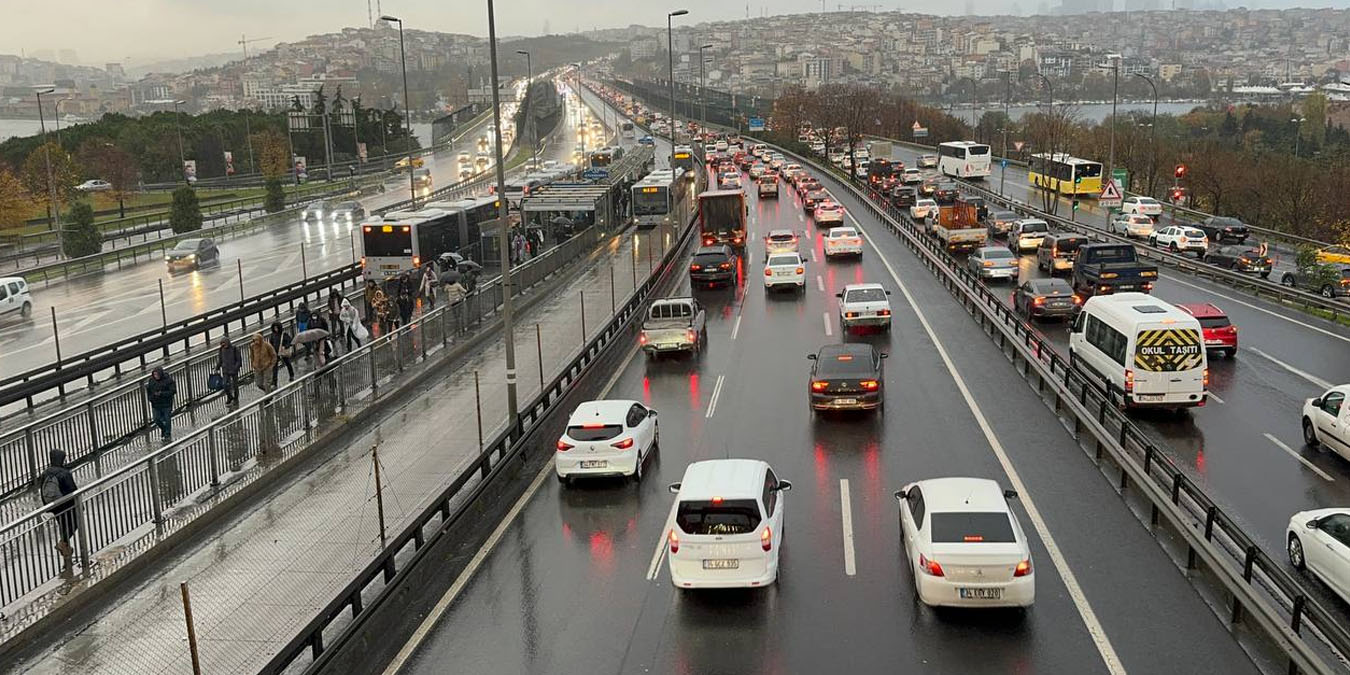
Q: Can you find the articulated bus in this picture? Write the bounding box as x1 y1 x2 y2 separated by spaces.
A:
937 141 993 179
360 196 500 279
1028 153 1104 196
632 169 691 230
672 145 696 178
589 146 625 169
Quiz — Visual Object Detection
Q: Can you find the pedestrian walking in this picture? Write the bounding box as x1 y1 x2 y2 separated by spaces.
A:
372 288 393 333
145 366 177 442
444 280 467 306
420 264 437 310
295 301 312 333
326 290 343 349
363 280 379 320
339 298 366 350
397 288 414 326
268 322 296 382
40 449 78 577
215 336 243 405
250 333 278 392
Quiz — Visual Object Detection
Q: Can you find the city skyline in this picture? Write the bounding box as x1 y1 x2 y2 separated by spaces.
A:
1 0 1342 65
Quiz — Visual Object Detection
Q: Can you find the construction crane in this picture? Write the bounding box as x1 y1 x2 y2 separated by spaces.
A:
238 34 273 60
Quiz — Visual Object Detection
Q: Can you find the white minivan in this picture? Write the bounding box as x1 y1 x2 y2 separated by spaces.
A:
0 276 33 320
1069 293 1208 411
666 459 792 589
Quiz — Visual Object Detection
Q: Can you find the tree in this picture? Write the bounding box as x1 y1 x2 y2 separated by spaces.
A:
1300 92 1328 148
252 129 290 180
0 168 29 230
21 141 80 226
169 186 202 234
85 142 139 219
263 179 285 213
62 200 102 258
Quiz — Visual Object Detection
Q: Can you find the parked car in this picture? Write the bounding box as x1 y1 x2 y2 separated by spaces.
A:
1202 245 1273 278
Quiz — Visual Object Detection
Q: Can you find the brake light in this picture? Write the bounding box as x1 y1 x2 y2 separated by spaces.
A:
686 330 697 342
611 437 634 449
1124 369 1134 393
811 380 828 392
1203 368 1210 389
845 312 858 318
1014 559 1032 577
795 267 804 275
1072 295 1083 305
919 554 944 577
703 238 714 245
412 255 421 267
761 526 773 552
556 440 573 452
690 264 702 271
639 332 648 344
668 529 679 554
765 268 774 276
878 309 891 316
860 380 880 391
360 256 366 268
1143 282 1155 291
733 237 743 244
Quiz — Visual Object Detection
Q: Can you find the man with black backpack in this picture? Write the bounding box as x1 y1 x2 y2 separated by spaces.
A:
41 449 78 576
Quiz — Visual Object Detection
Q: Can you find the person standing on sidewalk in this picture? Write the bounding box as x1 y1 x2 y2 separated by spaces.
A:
145 366 177 442
419 264 437 310
40 449 78 577
268 322 295 383
339 298 363 350
216 336 243 405
326 290 343 351
250 333 278 393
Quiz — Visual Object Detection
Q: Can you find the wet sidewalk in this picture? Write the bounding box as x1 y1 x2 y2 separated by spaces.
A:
10 221 679 675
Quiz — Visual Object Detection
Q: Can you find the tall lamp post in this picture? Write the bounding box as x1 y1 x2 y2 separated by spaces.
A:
1133 73 1158 196
516 50 536 170
698 43 713 136
1291 116 1306 157
1000 70 1011 196
35 88 61 247
381 14 417 208
173 99 188 184
1024 73 1056 213
667 9 688 170
486 0 520 420
1102 54 1122 223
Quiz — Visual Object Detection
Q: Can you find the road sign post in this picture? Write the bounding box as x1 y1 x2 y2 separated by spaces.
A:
1098 178 1123 210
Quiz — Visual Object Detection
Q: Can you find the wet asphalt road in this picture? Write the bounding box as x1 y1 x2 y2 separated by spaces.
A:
392 122 1259 674
875 144 1350 600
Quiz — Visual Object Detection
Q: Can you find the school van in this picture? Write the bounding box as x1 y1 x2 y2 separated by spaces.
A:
1068 293 1208 411
0 276 33 320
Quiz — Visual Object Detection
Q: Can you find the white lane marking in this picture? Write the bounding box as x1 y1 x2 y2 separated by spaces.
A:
731 315 742 340
853 214 1127 675
1246 345 1334 391
840 479 857 577
1161 273 1350 345
384 342 640 675
817 275 825 292
705 374 725 418
798 213 805 223
823 312 833 337
646 502 679 580
1206 391 1225 405
1264 433 1334 482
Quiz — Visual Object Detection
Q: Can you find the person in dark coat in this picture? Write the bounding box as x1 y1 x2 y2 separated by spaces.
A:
145 366 177 441
295 301 312 333
41 449 78 574
326 290 343 351
268 322 295 382
216 336 243 405
397 288 414 326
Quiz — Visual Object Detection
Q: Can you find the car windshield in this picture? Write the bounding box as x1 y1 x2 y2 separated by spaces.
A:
845 288 887 302
831 229 856 237
992 211 1017 221
172 240 202 252
1138 198 1159 205
1021 222 1048 233
768 233 795 242
566 424 623 441
1197 316 1231 329
1054 238 1084 252
676 499 762 535
1030 279 1072 295
816 349 877 376
767 255 799 267
930 511 1017 543
981 249 1015 259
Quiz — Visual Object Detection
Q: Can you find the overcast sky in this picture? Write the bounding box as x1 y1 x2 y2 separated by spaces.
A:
3 0 1339 65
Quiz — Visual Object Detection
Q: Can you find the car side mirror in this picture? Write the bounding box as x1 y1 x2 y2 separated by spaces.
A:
885 290 892 295
893 488 909 502
1004 489 1019 499
667 482 682 494
835 292 843 298
648 410 658 418
776 480 793 492
1312 397 1322 408
1307 519 1320 529
807 354 817 360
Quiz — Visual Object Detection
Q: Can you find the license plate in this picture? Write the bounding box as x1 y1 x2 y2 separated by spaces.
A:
834 398 857 405
1205 340 1226 346
580 460 607 469
1134 394 1164 402
381 264 401 270
702 559 740 570
959 587 1003 600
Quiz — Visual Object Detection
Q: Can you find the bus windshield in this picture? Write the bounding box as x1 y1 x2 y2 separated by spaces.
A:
1076 163 1103 178
362 226 413 257
633 187 669 216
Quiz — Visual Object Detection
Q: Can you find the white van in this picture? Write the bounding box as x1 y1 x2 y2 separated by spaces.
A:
0 276 33 320
1069 293 1208 410
666 459 792 589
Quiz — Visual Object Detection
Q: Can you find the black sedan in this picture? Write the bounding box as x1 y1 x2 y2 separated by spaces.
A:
803 189 830 212
808 343 887 413
1197 216 1250 244
891 186 918 209
329 201 366 222
165 237 220 273
689 245 738 287
934 183 960 205
1012 277 1079 321
1202 244 1272 278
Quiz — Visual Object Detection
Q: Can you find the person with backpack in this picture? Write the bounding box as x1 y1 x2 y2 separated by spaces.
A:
41 449 78 576
145 366 177 442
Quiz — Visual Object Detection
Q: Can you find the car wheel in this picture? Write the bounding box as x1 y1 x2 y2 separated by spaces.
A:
1321 286 1335 299
1148 236 1157 247
1288 534 1306 571
1225 347 1237 359
21 302 32 319
1169 243 1180 253
557 473 570 487
632 451 644 483
1304 418 1320 449
1280 274 1296 287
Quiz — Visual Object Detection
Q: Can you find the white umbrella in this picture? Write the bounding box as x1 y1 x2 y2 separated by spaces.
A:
293 328 330 345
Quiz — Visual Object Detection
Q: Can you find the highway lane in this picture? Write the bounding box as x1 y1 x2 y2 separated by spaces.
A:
389 156 1257 675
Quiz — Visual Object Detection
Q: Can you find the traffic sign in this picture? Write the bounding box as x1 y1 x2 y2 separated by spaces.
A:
1098 178 1123 208
912 121 929 138
582 168 609 180
748 117 765 132
1013 140 1025 152
1001 159 1008 168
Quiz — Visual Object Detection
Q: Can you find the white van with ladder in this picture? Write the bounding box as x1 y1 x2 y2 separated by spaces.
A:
1068 293 1208 411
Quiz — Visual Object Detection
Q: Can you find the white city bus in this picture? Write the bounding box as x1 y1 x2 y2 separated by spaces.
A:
360 198 499 280
632 169 691 230
938 141 993 179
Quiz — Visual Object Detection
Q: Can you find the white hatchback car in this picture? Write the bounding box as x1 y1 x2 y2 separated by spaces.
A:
1287 507 1350 604
555 400 658 484
837 283 892 332
1120 195 1163 218
824 226 862 258
895 477 1034 608
814 201 846 225
902 168 923 184
764 229 800 255
910 199 938 220
763 252 806 292
667 459 792 589
1150 225 1209 255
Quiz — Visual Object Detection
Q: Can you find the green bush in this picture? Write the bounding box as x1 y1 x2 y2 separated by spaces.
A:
170 186 203 234
62 201 102 258
263 178 285 213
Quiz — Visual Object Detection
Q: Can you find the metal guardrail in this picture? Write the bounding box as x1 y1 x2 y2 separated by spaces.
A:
783 140 1350 674
0 220 608 625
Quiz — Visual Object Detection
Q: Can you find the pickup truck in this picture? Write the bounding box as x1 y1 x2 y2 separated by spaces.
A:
1072 243 1160 298
639 298 707 357
933 201 988 253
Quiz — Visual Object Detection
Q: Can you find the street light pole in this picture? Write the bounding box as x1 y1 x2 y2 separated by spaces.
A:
699 44 713 136
173 99 187 184
486 0 519 421
516 50 535 170
1133 73 1158 196
1001 70 1010 197
667 9 689 171
35 88 62 248
1104 54 1121 223
382 15 417 208
1291 116 1306 157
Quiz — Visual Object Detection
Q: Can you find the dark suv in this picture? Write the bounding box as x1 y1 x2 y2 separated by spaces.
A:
1196 215 1250 244
934 183 960 205
689 245 739 287
891 186 918 209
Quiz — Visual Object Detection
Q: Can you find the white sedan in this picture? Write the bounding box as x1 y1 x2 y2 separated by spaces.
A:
910 199 937 220
76 179 112 192
764 229 800 255
1150 225 1209 256
838 283 892 332
824 226 863 258
895 477 1035 608
902 168 923 184
814 201 846 226
763 252 806 292
1120 195 1164 218
1112 214 1156 239
555 400 658 484
1287 508 1350 603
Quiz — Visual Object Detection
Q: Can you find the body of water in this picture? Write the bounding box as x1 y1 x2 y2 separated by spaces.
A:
944 100 1206 125
0 118 47 142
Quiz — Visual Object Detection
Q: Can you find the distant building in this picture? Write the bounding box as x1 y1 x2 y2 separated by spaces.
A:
630 36 660 60
58 49 78 65
105 63 125 79
1159 63 1183 81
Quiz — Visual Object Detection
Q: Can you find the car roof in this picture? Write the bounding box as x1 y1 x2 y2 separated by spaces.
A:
676 459 769 501
912 477 1009 513
816 342 875 359
567 399 639 426
842 282 885 293
767 229 795 237
1174 302 1226 318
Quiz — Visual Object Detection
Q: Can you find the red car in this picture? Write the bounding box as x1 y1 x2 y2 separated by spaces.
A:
1176 303 1237 358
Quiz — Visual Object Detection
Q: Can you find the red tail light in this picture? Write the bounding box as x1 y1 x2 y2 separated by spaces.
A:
1203 368 1210 389
686 330 697 342
1014 559 1032 577
556 440 573 452
719 263 731 270
761 526 773 551
639 332 648 345
860 380 880 391
765 268 773 276
703 238 714 245
668 529 679 554
877 308 891 316
611 437 634 449
1072 295 1083 305
795 267 804 275
811 380 828 392
690 264 702 271
1124 369 1134 393
845 312 858 319
919 554 944 577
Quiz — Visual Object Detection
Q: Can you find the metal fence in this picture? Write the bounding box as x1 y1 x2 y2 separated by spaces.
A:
0 223 605 620
789 142 1350 675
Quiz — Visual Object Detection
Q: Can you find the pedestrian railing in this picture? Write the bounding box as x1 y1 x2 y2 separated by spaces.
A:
0 221 609 632
779 140 1350 675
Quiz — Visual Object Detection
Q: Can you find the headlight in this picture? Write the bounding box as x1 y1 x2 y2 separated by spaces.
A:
186 254 196 260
